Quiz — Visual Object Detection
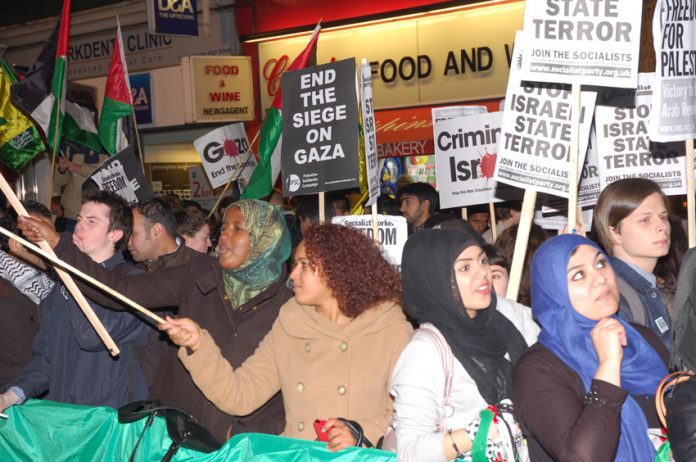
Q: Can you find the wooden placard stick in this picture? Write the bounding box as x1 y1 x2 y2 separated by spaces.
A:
506 188 537 302
0 226 165 325
687 138 695 248
319 192 326 224
0 172 121 356
462 207 467 220
207 130 260 220
371 204 379 244
489 202 497 242
567 83 582 231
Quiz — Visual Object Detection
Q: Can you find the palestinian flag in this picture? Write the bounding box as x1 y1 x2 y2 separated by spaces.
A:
64 100 102 152
10 0 71 154
241 23 320 200
0 60 46 170
98 21 134 156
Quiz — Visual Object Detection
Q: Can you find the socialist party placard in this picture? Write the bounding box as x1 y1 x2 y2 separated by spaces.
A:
332 214 408 270
434 111 503 208
520 0 642 88
494 32 597 198
281 58 360 196
193 123 257 189
595 73 687 195
360 59 380 207
649 0 696 142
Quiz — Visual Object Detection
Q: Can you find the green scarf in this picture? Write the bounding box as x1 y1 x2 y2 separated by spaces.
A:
223 199 291 308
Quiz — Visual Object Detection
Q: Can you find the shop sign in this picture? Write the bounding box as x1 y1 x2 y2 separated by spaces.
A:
147 0 199 37
257 2 525 112
189 56 255 122
129 73 154 126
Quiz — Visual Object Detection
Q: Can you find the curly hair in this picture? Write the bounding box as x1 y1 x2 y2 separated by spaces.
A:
302 224 402 318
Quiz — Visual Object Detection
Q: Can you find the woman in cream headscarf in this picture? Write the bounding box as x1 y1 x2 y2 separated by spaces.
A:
17 199 293 443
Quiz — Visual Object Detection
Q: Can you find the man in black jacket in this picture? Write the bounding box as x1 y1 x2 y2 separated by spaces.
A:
0 191 151 411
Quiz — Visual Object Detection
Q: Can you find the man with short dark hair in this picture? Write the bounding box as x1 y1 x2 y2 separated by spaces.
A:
398 182 440 233
126 198 201 388
129 198 199 271
0 191 151 411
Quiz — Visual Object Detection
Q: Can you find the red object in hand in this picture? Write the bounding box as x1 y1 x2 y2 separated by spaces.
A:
314 419 330 442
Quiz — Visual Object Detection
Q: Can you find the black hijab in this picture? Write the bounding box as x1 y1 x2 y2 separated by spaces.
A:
401 229 528 405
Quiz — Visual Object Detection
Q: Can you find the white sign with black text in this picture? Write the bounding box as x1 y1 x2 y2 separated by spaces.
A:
494 32 597 198
595 73 687 195
520 0 642 87
434 111 503 208
332 214 408 270
649 0 696 142
360 59 381 206
193 123 257 189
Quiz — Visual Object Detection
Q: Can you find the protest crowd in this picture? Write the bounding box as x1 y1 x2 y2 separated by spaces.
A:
2 0 696 461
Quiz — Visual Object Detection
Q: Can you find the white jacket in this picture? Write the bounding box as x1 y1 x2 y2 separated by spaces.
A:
390 297 539 462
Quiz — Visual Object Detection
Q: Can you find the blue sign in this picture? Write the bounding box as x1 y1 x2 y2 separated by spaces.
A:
129 73 154 126
148 0 199 37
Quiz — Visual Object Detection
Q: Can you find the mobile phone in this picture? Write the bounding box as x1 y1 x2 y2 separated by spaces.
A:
314 419 330 442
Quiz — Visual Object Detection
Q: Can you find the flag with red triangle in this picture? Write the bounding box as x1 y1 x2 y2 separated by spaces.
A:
98 20 135 156
241 23 320 200
10 0 71 154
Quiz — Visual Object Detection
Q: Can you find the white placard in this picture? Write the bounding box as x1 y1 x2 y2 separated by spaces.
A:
534 208 593 232
595 73 687 195
431 105 487 122
434 111 503 208
494 32 597 199
331 214 408 270
520 0 642 88
360 59 381 206
193 123 257 189
649 0 696 142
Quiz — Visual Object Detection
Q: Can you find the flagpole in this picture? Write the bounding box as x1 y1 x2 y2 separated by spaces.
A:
207 129 261 220
130 108 145 173
49 93 62 198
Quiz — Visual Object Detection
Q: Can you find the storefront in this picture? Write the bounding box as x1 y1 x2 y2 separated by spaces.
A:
240 0 524 195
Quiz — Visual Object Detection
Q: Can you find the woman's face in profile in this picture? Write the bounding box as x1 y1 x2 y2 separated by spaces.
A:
453 245 492 317
217 207 251 270
566 244 620 320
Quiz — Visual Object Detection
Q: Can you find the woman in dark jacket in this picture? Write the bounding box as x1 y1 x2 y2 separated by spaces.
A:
19 199 292 443
513 234 668 462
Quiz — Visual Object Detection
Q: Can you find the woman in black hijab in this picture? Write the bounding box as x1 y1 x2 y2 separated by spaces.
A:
390 229 538 462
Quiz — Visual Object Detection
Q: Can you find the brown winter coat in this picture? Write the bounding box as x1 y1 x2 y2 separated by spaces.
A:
179 298 413 444
53 235 291 442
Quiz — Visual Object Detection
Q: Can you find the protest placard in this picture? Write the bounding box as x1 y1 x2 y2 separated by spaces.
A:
649 0 696 142
332 214 408 270
281 58 360 196
535 208 593 233
520 0 642 87
431 105 487 122
84 145 153 205
434 111 503 208
360 59 381 207
193 123 257 189
542 124 601 212
494 33 597 199
595 73 687 195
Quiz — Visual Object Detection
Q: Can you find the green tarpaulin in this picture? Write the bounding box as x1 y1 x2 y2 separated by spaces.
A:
0 400 397 461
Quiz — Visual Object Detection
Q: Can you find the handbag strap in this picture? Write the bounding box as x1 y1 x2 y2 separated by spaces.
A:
655 371 694 429
418 324 454 432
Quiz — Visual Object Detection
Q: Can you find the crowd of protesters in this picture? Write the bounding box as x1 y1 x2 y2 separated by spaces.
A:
0 174 693 462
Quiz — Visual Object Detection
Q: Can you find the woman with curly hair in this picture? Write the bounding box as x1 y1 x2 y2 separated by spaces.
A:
160 223 412 451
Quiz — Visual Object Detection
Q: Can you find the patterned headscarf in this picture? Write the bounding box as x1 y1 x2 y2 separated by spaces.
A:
223 200 291 308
